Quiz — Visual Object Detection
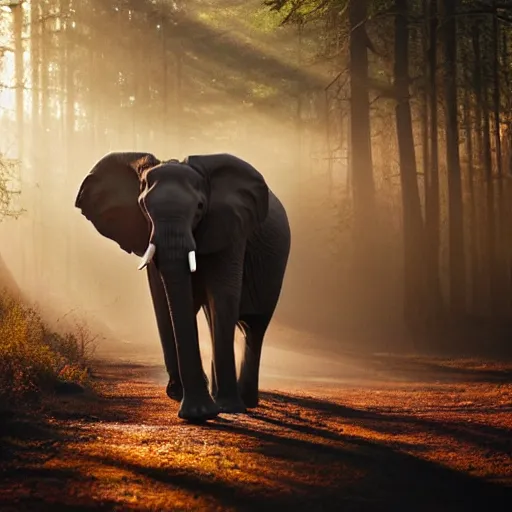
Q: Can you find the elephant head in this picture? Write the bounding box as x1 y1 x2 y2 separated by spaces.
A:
75 151 269 268
74 151 269 420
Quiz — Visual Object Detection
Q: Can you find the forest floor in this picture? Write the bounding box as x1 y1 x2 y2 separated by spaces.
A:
1 350 511 511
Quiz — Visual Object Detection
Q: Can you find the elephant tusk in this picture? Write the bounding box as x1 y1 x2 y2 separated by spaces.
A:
137 243 156 270
188 251 197 273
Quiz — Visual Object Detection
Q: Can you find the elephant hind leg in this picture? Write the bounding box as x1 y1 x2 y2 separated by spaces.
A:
238 314 270 408
202 305 218 397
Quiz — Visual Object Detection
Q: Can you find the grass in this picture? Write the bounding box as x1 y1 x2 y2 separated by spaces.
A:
0 289 97 408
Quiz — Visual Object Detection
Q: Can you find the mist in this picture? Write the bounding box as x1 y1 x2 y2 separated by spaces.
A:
3 3 512 509
2 0 508 383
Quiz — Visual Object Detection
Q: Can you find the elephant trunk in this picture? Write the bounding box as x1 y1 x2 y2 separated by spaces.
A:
159 263 205 395
151 225 206 398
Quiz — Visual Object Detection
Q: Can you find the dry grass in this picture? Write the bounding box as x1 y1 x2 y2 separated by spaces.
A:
0 290 96 406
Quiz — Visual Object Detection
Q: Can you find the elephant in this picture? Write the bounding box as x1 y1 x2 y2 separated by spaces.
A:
75 152 291 422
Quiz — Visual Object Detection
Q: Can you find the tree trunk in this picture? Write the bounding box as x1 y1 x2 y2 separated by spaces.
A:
30 1 40 161
474 22 498 315
29 1 42 292
37 6 51 297
296 21 303 180
394 0 426 332
440 0 466 315
420 1 429 184
491 2 506 315
62 0 74 293
161 9 169 153
472 21 490 314
492 1 502 180
502 25 512 311
462 47 478 314
425 0 442 323
12 2 24 164
348 0 378 316
10 1 25 283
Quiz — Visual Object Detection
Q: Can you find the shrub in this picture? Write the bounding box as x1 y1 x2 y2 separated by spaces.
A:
0 291 96 406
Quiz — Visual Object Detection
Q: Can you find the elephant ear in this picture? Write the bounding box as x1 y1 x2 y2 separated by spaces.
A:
186 154 269 254
75 152 160 256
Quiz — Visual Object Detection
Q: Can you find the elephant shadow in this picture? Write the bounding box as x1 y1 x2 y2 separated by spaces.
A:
86 390 511 511
2 385 510 511
203 391 511 511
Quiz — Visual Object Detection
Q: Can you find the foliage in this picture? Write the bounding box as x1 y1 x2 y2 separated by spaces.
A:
0 155 23 220
0 291 96 405
264 0 344 25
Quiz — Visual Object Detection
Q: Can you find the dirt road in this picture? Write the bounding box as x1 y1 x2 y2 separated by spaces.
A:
1 353 511 511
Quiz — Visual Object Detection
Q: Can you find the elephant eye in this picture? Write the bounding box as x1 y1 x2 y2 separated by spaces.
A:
198 202 204 210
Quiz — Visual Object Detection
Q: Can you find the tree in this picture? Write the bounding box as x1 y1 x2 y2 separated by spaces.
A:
347 0 380 318
440 0 466 314
394 0 426 330
424 0 442 320
11 1 23 163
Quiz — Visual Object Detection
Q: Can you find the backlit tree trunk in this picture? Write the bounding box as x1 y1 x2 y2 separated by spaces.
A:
491 1 506 314
474 22 497 315
394 0 426 331
462 46 478 314
348 0 377 310
440 0 466 315
29 0 42 290
425 0 442 322
12 1 23 163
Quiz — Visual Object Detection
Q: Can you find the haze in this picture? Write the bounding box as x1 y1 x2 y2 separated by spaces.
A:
0 0 488 387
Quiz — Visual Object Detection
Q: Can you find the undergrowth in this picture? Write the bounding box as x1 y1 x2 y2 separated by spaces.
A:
0 290 97 407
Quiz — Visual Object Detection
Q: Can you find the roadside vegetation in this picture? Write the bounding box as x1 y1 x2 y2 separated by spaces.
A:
0 290 97 408
1 152 96 409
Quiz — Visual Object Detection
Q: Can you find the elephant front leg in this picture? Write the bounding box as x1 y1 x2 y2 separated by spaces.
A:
147 263 183 401
159 266 219 422
147 263 209 401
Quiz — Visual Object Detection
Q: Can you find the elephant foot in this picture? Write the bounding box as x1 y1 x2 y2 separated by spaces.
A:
240 391 259 409
166 380 183 402
215 395 247 414
178 394 220 422
239 380 259 408
166 371 208 402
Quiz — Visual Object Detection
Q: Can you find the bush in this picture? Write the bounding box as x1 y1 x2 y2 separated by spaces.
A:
0 291 96 405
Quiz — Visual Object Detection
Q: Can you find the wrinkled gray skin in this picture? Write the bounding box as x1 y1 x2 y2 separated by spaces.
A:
75 152 290 422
